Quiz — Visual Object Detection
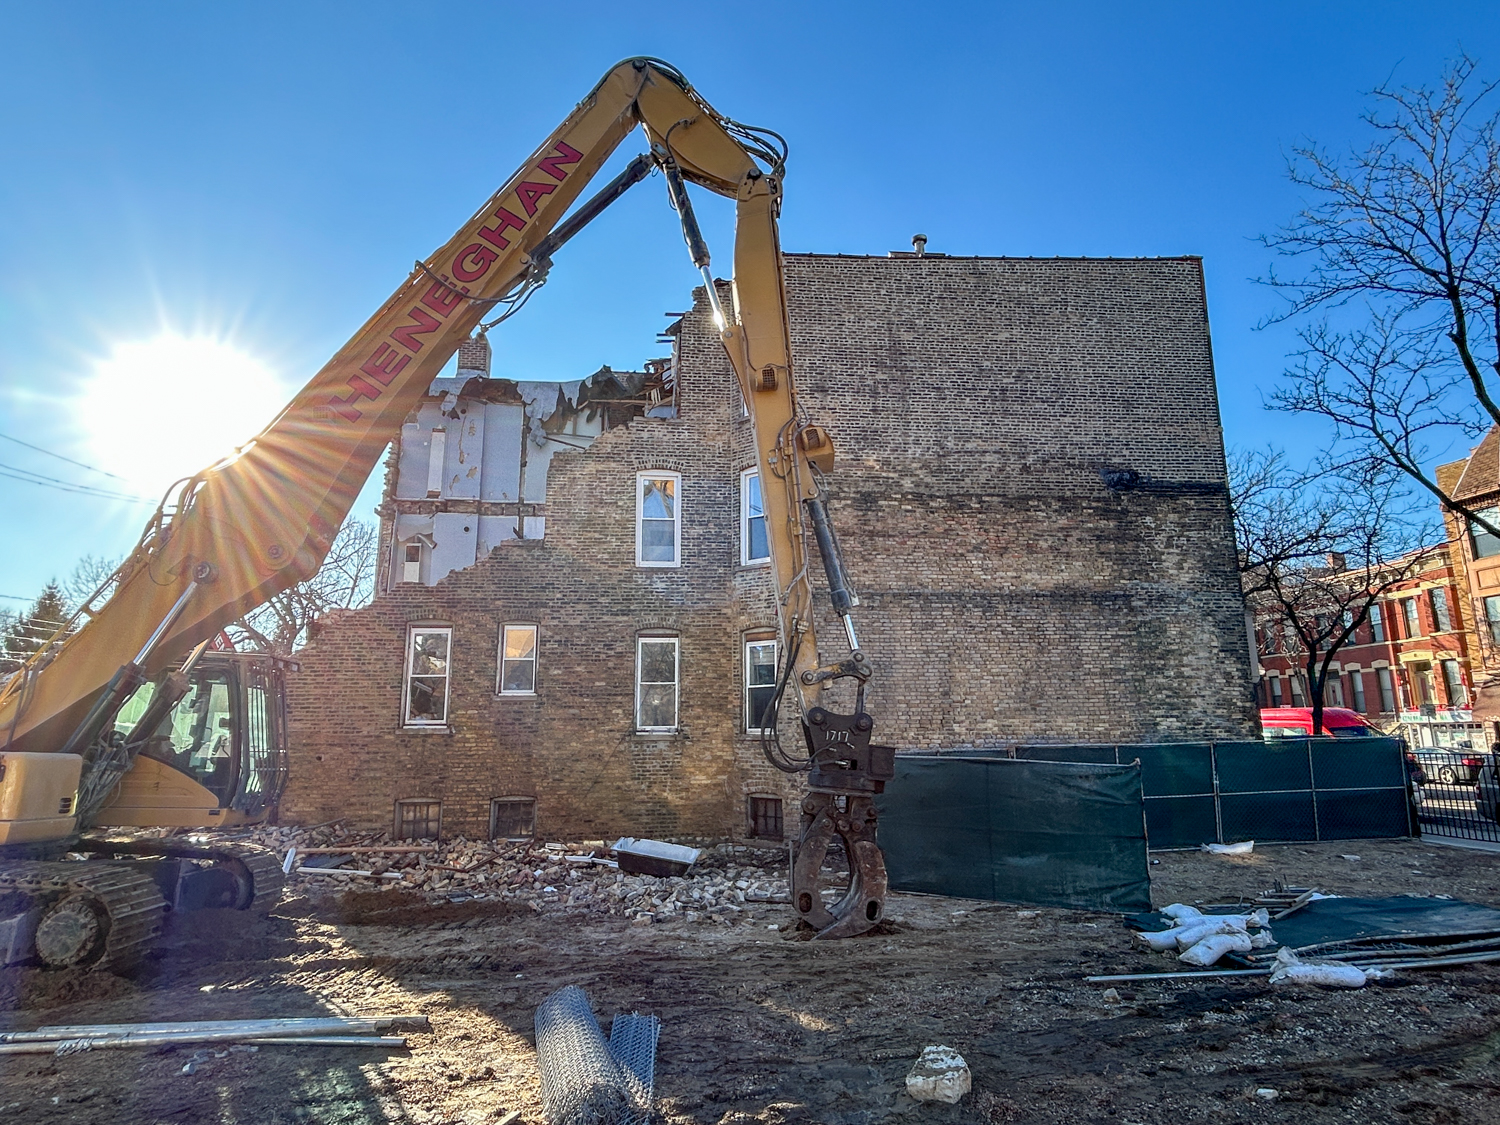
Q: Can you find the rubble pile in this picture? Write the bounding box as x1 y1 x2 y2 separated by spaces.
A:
246 825 794 926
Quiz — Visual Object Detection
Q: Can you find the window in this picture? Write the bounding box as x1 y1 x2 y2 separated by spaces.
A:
1325 676 1344 707
1377 667 1396 712
490 797 537 841
745 639 778 732
498 624 538 695
1350 670 1366 713
747 795 784 840
1369 604 1385 643
1290 675 1307 706
741 470 769 565
635 636 680 731
1430 587 1453 632
1486 596 1500 645
405 627 451 726
401 542 422 584
1269 676 1283 706
427 428 447 497
1442 660 1468 708
395 799 442 840
636 472 681 567
1470 507 1500 558
1402 598 1421 638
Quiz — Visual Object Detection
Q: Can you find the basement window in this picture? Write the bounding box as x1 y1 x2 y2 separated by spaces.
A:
747 795 784 840
395 799 442 841
636 472 681 567
741 470 769 565
405 627 451 726
636 636 680 732
490 797 537 841
498 624 538 696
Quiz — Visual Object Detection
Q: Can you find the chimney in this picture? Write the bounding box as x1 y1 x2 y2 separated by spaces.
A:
912 233 928 256
457 332 491 378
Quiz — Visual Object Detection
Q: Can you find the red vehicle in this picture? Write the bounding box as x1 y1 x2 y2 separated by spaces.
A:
1260 707 1376 739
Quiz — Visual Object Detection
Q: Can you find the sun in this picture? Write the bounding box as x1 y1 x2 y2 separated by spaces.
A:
77 334 288 497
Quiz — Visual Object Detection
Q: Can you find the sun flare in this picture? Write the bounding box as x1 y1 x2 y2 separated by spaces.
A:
77 334 287 496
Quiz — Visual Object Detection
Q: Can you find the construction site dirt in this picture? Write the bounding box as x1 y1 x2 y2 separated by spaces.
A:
2 838 1499 1125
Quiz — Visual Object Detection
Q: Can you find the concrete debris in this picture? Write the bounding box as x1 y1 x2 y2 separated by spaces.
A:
905 1045 971 1104
246 825 789 925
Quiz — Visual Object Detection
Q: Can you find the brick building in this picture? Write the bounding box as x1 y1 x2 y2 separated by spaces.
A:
1436 431 1500 738
1252 544 1482 749
279 253 1260 842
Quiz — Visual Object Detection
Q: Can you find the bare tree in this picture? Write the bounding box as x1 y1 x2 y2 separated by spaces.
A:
1233 450 1433 735
232 518 378 654
61 553 122 614
1264 56 1500 536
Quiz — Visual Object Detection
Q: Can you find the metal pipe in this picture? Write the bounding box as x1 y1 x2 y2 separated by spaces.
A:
7 1016 425 1042
0 1034 409 1056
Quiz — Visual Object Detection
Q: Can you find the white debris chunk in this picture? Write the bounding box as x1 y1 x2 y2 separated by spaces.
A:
906 1045 971 1104
1201 840 1254 855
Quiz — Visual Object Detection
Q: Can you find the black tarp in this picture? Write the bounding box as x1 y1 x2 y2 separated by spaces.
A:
875 755 1151 913
1129 895 1500 952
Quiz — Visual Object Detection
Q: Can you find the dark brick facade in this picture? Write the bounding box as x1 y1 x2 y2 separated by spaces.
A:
280 254 1259 841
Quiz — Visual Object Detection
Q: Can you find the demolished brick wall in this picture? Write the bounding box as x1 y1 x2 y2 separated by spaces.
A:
280 254 1259 841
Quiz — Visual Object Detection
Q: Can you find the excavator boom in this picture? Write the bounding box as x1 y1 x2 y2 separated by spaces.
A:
0 57 888 940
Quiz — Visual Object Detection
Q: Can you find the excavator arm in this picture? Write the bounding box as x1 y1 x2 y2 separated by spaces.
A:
0 57 889 938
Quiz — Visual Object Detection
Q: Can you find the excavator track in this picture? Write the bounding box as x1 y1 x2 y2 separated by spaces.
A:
0 859 167 970
80 837 285 913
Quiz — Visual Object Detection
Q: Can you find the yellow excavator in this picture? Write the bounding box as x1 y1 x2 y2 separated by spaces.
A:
0 57 890 969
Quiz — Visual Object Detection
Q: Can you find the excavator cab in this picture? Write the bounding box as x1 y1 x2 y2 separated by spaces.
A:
99 652 289 827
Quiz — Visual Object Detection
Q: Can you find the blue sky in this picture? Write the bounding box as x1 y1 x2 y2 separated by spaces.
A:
1 1 1495 604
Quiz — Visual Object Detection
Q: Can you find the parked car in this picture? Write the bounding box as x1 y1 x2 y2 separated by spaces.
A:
1476 759 1500 824
1410 746 1486 786
1260 707 1376 739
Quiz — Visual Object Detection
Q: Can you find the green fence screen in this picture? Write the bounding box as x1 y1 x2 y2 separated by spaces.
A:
1013 737 1411 848
875 755 1151 913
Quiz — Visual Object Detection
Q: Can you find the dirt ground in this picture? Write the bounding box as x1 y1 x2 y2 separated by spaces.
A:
3 837 1500 1125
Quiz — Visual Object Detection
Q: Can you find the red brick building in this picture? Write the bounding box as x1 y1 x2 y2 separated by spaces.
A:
1252 544 1482 750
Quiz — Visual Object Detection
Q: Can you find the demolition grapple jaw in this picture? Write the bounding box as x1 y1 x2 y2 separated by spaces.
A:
791 704 896 939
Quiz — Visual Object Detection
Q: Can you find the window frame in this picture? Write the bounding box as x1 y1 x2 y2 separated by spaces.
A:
1441 659 1468 708
1369 603 1385 643
740 468 770 567
1430 587 1453 632
1377 666 1397 712
635 635 681 733
1349 670 1366 713
1269 676 1283 706
403 626 452 728
489 796 537 841
747 795 784 840
1470 506 1500 559
1402 597 1421 639
395 798 442 840
635 471 682 568
497 623 539 697
744 637 778 734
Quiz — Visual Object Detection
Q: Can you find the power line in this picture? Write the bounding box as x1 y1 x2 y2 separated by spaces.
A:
0 431 126 480
0 462 152 504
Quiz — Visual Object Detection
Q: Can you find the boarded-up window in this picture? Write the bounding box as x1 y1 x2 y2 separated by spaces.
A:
395 799 442 840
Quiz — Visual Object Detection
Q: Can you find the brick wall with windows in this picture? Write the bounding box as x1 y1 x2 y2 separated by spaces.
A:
281 255 1258 840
